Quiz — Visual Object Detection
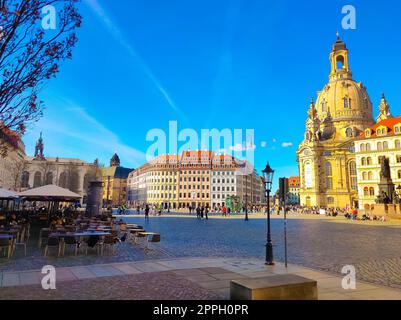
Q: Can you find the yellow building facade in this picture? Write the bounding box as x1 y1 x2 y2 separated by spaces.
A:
297 34 375 208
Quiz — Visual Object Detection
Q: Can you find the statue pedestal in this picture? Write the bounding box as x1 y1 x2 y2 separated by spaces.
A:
373 204 401 219
372 204 387 217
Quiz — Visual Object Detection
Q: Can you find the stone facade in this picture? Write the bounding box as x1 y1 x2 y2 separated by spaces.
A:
127 151 265 209
355 114 401 209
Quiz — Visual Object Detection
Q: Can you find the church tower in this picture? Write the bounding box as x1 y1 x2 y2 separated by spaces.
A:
34 132 45 160
297 34 375 208
376 93 393 122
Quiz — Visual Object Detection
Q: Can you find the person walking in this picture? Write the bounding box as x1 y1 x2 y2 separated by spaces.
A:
144 204 150 221
196 206 201 219
201 206 204 219
222 206 227 217
205 206 209 220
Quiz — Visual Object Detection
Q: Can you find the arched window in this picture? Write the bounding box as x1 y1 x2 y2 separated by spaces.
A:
362 172 367 180
325 162 333 190
349 161 357 190
368 172 374 180
367 157 372 165
321 100 327 112
398 170 401 179
363 187 369 196
45 172 53 185
59 172 68 188
369 187 375 196
327 197 334 205
344 96 351 109
366 143 371 151
377 142 383 151
21 171 30 188
361 157 366 166
33 172 42 188
360 144 366 152
383 141 389 150
345 128 353 137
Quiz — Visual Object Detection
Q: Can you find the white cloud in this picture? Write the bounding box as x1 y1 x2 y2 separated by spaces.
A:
230 142 256 152
281 142 293 148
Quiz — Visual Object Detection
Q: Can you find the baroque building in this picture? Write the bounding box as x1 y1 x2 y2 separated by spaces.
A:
127 150 265 210
101 153 133 207
355 110 401 209
297 34 375 208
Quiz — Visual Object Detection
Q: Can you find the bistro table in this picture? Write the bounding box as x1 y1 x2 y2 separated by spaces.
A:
137 232 159 248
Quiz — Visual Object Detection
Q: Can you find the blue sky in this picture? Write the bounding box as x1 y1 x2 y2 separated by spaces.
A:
23 0 401 186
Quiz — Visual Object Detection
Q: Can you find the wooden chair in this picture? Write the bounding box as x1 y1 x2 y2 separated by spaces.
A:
0 238 13 259
38 229 50 248
101 235 116 255
63 236 79 256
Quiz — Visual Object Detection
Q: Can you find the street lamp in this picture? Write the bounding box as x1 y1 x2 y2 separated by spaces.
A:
262 162 275 266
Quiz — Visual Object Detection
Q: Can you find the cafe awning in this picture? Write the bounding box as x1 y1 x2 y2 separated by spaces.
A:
0 188 19 200
18 185 82 202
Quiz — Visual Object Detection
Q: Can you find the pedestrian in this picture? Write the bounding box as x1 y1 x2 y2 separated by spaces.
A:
205 206 209 220
201 206 204 219
136 205 140 215
145 204 150 221
196 206 201 219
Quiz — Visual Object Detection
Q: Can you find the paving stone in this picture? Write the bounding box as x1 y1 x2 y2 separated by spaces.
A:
111 264 142 275
70 267 97 279
198 280 231 290
184 274 218 282
2 273 20 287
19 272 41 286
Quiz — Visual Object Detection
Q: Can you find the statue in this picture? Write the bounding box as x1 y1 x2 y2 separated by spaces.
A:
379 157 391 180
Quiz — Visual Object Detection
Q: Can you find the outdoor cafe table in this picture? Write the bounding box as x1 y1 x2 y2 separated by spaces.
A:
0 234 15 239
137 232 159 247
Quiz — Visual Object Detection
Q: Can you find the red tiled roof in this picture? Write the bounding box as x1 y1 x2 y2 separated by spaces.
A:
359 116 401 139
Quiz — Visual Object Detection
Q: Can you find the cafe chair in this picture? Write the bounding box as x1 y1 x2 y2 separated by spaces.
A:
44 237 62 257
63 236 79 256
0 238 13 259
146 234 161 251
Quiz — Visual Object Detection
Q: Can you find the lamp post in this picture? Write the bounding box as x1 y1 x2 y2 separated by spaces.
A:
262 162 275 266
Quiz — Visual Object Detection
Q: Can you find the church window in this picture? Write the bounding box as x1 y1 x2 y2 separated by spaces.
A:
345 128 353 137
21 171 30 188
349 161 357 190
33 172 42 188
343 96 351 109
45 172 53 185
321 100 327 112
325 162 333 190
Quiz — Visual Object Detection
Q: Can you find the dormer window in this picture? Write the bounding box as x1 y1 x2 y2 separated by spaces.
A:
394 123 401 134
365 129 371 137
376 125 388 136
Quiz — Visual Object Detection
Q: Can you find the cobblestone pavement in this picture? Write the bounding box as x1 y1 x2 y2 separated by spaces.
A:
2 217 401 290
0 270 222 300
